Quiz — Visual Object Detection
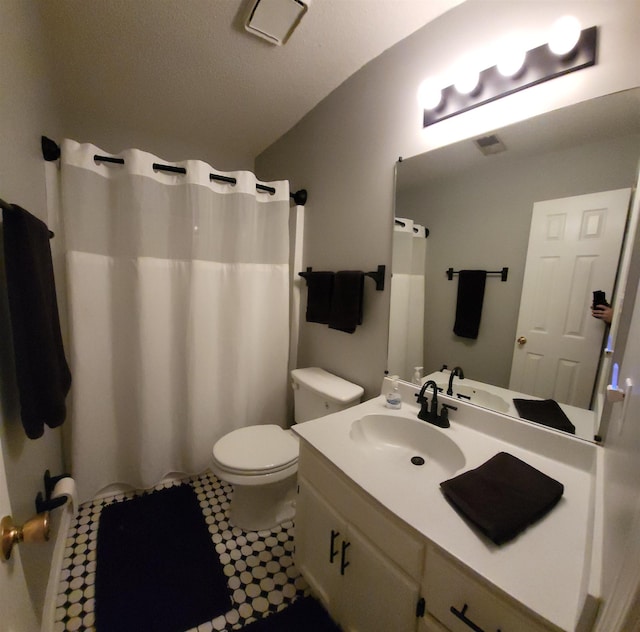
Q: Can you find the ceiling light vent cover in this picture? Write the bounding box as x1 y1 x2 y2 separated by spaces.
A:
474 134 507 156
245 0 309 46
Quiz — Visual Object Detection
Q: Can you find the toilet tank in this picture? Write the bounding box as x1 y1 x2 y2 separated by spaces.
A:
291 367 364 423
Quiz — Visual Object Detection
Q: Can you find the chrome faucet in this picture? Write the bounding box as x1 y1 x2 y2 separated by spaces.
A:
447 366 465 396
415 380 450 428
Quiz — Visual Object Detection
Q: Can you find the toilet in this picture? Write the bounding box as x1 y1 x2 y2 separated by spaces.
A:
211 367 364 531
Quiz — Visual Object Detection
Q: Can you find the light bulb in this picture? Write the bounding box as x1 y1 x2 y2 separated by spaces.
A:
454 67 480 95
548 16 581 56
497 48 526 77
417 79 442 111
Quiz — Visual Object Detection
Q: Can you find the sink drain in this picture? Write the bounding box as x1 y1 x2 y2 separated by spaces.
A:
410 456 425 466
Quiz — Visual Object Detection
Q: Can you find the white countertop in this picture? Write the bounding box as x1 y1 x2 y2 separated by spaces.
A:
293 381 599 631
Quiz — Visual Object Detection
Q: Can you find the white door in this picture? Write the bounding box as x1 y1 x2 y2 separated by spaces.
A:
510 189 631 407
0 442 39 632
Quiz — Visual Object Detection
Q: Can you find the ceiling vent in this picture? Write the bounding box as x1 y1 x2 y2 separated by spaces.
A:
245 0 309 46
473 134 507 156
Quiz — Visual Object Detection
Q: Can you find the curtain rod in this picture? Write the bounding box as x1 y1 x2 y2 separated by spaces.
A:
41 136 308 205
394 218 429 237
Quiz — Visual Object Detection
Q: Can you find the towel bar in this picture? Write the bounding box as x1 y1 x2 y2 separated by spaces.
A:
447 267 508 282
299 265 385 291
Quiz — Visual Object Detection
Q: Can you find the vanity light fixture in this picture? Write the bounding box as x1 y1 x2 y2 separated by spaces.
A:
420 18 598 127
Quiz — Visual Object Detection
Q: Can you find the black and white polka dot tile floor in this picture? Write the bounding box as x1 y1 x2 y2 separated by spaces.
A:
53 471 309 631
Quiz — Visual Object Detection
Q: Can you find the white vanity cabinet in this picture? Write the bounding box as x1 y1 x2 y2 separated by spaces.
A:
296 440 563 632
295 443 425 632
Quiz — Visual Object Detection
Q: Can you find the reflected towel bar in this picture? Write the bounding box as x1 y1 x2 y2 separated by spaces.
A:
299 265 385 291
447 267 508 282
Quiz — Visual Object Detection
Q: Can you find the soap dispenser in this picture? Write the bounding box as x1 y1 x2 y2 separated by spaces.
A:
386 376 402 409
412 367 423 385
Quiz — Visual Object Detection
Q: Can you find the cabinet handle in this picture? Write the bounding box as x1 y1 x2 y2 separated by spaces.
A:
329 529 340 564
340 540 351 575
450 603 502 632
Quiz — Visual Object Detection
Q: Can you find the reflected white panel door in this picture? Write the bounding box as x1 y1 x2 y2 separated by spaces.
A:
510 189 631 407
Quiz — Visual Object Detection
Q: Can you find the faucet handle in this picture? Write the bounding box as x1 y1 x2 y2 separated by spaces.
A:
439 403 457 427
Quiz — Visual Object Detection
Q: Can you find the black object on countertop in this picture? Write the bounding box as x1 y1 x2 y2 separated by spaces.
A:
440 452 564 545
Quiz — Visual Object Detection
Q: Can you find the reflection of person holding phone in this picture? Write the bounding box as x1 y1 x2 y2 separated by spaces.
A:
591 290 613 324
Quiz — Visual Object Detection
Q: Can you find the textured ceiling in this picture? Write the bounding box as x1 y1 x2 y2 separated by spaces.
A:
37 0 463 168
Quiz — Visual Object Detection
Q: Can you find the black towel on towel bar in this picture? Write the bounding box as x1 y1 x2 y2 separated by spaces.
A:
305 271 334 324
2 204 71 439
329 271 364 334
440 452 564 545
453 270 487 339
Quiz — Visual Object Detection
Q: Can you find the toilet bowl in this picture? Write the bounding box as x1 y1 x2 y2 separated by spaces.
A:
211 368 363 531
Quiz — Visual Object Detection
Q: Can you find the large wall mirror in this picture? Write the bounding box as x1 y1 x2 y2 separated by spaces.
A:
389 88 640 443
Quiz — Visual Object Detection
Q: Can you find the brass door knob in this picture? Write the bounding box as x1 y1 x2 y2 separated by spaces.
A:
2 512 50 561
517 336 527 345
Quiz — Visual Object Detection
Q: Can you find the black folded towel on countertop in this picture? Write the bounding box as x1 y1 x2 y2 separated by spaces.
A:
440 452 564 545
2 203 71 439
305 271 335 324
513 398 576 434
453 270 487 339
328 270 364 334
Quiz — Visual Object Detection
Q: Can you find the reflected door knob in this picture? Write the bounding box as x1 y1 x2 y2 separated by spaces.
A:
517 336 527 345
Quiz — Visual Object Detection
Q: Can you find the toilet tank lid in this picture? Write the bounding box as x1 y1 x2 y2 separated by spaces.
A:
291 367 364 404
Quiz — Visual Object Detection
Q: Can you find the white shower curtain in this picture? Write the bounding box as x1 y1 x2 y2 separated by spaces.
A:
387 219 427 380
59 140 291 502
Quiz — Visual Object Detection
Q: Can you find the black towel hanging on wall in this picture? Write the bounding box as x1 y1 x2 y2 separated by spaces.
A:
304 271 334 324
2 202 72 438
328 271 365 334
453 270 487 339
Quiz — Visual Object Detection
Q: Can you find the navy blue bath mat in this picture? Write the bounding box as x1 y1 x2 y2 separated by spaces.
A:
95 484 231 632
241 596 342 631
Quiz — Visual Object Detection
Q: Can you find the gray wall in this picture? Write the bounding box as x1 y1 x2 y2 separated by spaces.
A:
0 0 64 622
256 0 640 399
396 134 640 387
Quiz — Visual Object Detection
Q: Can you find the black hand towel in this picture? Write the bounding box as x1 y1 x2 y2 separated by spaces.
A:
2 204 72 439
453 270 487 339
513 398 576 434
328 271 364 334
440 452 564 545
305 271 334 324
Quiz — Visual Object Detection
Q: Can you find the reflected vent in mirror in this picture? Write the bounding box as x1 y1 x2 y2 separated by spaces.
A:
474 134 507 156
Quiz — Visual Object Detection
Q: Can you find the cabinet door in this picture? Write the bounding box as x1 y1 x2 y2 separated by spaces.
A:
295 479 346 616
424 548 553 632
342 522 420 632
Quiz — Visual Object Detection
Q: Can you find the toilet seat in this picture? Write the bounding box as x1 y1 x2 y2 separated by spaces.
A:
212 424 298 476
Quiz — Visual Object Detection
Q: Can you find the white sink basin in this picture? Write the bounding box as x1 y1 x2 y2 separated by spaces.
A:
349 414 466 476
436 382 511 413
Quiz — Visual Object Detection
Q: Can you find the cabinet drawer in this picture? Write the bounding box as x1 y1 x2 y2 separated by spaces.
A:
298 442 424 580
424 548 554 632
